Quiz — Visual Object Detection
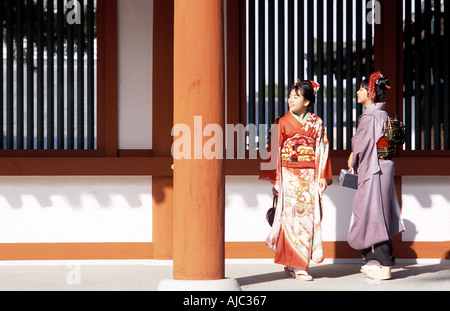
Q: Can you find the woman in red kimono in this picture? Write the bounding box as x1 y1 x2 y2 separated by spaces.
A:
259 80 332 281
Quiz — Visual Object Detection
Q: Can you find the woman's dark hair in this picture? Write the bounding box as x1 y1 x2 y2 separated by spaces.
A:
361 76 391 102
289 80 316 109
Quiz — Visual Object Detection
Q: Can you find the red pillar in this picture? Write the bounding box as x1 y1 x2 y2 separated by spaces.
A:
173 0 225 280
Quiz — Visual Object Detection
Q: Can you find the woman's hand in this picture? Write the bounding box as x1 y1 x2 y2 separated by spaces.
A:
272 187 279 197
347 152 353 170
319 179 328 192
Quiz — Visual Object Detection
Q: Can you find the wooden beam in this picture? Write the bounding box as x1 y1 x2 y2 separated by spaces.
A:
152 0 175 260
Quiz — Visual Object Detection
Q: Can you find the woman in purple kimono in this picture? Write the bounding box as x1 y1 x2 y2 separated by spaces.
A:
347 72 405 280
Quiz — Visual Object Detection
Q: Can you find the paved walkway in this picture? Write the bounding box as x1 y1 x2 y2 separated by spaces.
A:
0 259 448 291
228 259 450 291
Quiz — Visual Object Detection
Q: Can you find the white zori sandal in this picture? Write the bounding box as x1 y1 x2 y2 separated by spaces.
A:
284 267 313 281
360 263 391 280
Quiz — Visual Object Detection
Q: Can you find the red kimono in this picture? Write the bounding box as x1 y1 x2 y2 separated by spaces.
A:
260 111 332 270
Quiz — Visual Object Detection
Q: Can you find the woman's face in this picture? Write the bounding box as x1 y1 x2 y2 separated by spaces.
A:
357 86 370 104
288 89 310 115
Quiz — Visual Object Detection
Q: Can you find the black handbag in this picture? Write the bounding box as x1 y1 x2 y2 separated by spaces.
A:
339 169 358 190
266 196 278 226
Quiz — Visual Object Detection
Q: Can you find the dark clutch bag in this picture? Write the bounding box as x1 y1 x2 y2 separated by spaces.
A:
266 196 278 227
339 169 358 190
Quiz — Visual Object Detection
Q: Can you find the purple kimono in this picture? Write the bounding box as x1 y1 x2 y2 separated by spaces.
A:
348 103 405 250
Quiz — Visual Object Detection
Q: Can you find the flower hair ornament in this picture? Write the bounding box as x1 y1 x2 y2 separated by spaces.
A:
309 80 321 93
367 71 391 101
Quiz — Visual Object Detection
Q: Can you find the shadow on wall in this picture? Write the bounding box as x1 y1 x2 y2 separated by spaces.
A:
402 176 450 209
401 176 450 243
395 219 418 259
0 176 150 209
225 176 267 210
397 218 450 261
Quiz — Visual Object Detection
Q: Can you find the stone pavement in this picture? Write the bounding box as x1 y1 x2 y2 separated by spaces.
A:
0 259 448 291
227 259 450 291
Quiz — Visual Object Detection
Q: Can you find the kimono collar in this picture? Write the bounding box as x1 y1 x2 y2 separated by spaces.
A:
290 110 310 124
364 102 386 113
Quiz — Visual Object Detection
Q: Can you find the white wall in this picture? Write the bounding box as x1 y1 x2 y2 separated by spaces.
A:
225 176 272 242
1 175 448 248
402 176 450 242
321 176 356 241
0 176 153 243
225 176 355 242
225 176 450 244
117 0 153 149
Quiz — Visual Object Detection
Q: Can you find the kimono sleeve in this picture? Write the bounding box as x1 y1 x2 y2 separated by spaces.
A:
259 119 284 188
351 114 380 183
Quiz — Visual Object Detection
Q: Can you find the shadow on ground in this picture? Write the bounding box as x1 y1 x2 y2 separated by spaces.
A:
233 262 450 291
391 263 450 281
235 263 361 286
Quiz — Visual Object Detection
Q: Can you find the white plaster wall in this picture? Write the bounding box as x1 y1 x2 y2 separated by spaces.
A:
225 176 273 242
321 176 356 241
0 177 152 243
401 176 450 242
225 176 355 242
2 175 448 246
117 0 153 149
224 175 450 244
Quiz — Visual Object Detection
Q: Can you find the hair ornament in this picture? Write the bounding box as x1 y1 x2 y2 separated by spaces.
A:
309 80 320 93
368 71 391 101
368 72 382 101
295 79 320 94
